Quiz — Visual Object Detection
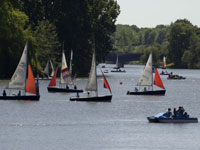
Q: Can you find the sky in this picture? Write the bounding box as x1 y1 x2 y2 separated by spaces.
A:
116 0 200 28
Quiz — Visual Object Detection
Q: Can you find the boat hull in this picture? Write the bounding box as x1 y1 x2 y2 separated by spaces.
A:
127 90 166 95
147 117 198 123
160 73 169 75
70 95 112 102
47 87 83 93
0 95 40 101
111 70 126 72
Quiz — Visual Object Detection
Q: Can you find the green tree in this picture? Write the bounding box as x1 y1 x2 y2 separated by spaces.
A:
168 19 195 67
32 20 60 75
0 0 32 78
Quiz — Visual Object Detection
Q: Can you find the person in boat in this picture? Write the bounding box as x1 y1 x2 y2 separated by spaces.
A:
163 108 172 118
87 92 90 97
66 85 69 89
76 92 79 98
184 112 189 118
3 90 6 96
177 106 185 117
135 87 138 92
144 87 147 92
18 91 21 96
74 85 77 90
173 108 177 117
35 79 39 96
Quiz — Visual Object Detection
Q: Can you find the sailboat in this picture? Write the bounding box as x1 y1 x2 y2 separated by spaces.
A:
43 60 55 79
70 40 112 102
111 55 125 72
161 56 166 69
160 56 170 75
47 50 83 93
127 52 166 95
0 41 40 100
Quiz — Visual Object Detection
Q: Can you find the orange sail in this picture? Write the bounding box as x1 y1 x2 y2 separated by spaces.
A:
154 68 165 89
26 64 36 94
48 67 58 87
101 70 112 94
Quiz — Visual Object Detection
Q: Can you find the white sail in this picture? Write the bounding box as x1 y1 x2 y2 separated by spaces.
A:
137 52 153 86
116 55 119 67
85 51 97 92
163 56 166 68
8 41 28 89
60 51 72 84
49 60 55 77
43 60 49 77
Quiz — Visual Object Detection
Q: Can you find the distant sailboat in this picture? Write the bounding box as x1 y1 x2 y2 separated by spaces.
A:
47 48 83 93
161 56 166 69
43 60 55 79
127 52 166 95
111 55 125 72
70 39 112 102
0 41 40 100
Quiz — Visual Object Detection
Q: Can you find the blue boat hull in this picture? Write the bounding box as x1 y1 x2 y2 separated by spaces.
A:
147 116 198 123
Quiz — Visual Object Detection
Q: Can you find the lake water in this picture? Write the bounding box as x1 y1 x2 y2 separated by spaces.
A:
0 64 200 150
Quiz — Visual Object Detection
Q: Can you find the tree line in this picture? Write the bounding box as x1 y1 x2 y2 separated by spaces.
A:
112 19 200 68
0 0 120 78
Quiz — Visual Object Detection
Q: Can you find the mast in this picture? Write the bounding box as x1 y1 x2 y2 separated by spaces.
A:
70 50 73 75
94 36 98 96
151 52 153 91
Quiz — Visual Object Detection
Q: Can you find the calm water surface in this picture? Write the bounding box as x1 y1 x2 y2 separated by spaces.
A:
0 65 200 150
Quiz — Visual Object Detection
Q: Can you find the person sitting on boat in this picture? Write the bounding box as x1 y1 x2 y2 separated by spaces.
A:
35 79 39 96
184 112 189 118
163 108 172 118
76 92 79 98
3 90 6 96
18 91 21 96
87 92 90 97
173 108 177 117
144 87 147 92
74 85 77 90
66 85 69 89
177 106 185 117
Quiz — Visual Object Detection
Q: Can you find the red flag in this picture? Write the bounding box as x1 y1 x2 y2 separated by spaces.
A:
101 70 112 94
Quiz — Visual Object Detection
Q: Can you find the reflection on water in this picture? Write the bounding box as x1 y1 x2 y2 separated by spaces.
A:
0 64 200 150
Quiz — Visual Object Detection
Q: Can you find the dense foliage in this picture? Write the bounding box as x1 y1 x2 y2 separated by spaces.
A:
113 20 200 68
0 0 120 78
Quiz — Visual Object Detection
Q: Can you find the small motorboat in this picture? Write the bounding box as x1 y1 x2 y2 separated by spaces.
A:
104 70 109 73
160 71 170 75
167 74 186 80
147 111 198 123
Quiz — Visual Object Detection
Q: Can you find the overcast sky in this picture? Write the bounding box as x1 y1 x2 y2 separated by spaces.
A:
116 0 200 28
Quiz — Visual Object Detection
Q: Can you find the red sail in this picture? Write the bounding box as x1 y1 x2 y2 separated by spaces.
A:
154 68 165 89
26 64 36 94
101 71 112 94
48 67 58 87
